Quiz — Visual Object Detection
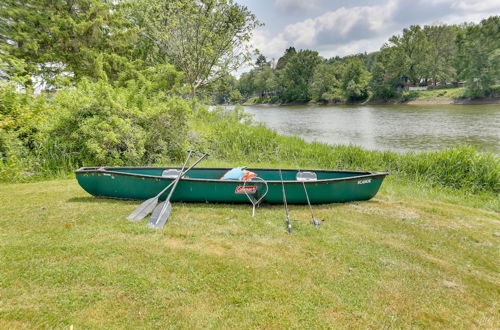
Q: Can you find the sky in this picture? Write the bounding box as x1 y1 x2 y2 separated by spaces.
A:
236 0 500 62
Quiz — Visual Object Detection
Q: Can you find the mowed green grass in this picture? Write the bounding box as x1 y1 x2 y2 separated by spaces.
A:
0 178 498 328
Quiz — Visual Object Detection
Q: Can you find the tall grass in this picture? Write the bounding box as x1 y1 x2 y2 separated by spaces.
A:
193 106 499 194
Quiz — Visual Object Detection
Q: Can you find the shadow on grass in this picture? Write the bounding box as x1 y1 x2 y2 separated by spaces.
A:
66 196 136 204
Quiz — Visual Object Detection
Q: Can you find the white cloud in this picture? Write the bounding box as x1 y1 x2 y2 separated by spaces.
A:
283 19 317 46
318 36 391 58
451 0 500 12
250 29 289 59
282 0 399 47
275 0 319 13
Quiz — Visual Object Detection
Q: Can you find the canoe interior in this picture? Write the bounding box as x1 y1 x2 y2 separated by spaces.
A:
80 167 375 181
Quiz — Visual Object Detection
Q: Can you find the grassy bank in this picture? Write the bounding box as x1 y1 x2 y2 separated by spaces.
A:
191 107 499 197
241 87 500 105
0 176 498 328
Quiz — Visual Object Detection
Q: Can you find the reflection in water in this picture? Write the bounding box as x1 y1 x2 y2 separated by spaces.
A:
242 104 500 153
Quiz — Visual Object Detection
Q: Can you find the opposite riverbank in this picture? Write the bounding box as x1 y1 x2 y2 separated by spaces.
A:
242 87 500 106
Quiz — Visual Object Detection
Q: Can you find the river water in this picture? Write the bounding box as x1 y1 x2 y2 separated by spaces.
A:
242 104 500 153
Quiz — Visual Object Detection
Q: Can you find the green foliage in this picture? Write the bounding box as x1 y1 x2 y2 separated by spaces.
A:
424 25 458 85
370 62 399 100
236 17 498 104
209 73 239 104
0 0 138 85
398 147 499 193
0 83 52 181
275 47 297 70
0 131 36 182
383 25 430 85
47 80 190 166
0 80 190 180
342 58 371 101
281 50 322 103
310 64 344 103
133 0 260 103
456 16 500 97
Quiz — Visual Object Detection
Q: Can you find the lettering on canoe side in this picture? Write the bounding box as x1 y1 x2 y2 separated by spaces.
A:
357 179 372 185
235 186 257 194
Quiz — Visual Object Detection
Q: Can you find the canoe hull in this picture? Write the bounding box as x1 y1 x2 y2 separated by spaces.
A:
76 167 388 204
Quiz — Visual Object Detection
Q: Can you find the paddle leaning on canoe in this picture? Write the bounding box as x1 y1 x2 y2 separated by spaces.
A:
75 150 389 231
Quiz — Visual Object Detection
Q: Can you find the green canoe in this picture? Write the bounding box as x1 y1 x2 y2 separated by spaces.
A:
76 167 388 204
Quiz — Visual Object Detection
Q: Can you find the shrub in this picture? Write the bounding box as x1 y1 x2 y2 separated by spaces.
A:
47 80 190 167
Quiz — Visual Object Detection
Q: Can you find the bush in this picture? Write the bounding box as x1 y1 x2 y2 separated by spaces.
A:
47 80 190 167
0 79 191 182
401 91 419 102
0 83 51 181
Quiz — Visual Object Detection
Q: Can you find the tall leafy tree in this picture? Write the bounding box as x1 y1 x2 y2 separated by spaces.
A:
456 16 500 96
342 58 371 101
0 0 136 86
275 47 297 71
370 61 399 100
382 25 430 85
310 63 343 103
237 71 256 97
281 50 322 103
254 66 278 97
255 54 268 72
424 24 458 85
135 0 260 109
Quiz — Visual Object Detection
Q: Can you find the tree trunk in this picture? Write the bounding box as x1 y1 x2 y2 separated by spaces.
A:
191 87 197 113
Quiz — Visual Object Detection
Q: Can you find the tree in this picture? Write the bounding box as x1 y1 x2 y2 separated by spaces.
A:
455 16 500 97
383 25 430 85
275 47 297 70
341 58 371 101
370 61 398 100
0 0 136 86
237 71 256 97
281 50 322 103
254 66 277 97
255 54 268 72
135 0 260 109
310 63 343 103
424 24 458 85
210 73 238 104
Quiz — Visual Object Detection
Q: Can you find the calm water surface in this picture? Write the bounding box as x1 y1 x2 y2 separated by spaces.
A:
242 104 500 153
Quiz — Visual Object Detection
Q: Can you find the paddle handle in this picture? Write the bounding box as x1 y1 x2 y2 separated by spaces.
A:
154 152 209 199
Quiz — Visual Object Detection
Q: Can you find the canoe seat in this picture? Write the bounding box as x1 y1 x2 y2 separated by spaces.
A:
296 171 317 181
162 169 182 178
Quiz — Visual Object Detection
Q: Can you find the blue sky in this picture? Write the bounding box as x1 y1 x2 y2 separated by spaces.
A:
236 0 500 61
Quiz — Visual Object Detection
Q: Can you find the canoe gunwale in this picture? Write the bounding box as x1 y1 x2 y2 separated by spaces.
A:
75 166 389 184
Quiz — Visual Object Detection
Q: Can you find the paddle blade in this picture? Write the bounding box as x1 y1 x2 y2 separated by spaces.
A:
147 201 172 229
127 197 158 221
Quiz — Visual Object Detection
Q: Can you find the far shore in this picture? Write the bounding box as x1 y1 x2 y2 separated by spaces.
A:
370 97 500 105
239 96 500 106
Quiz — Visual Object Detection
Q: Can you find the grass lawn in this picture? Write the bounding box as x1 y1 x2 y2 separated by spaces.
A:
0 176 498 328
406 88 466 101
